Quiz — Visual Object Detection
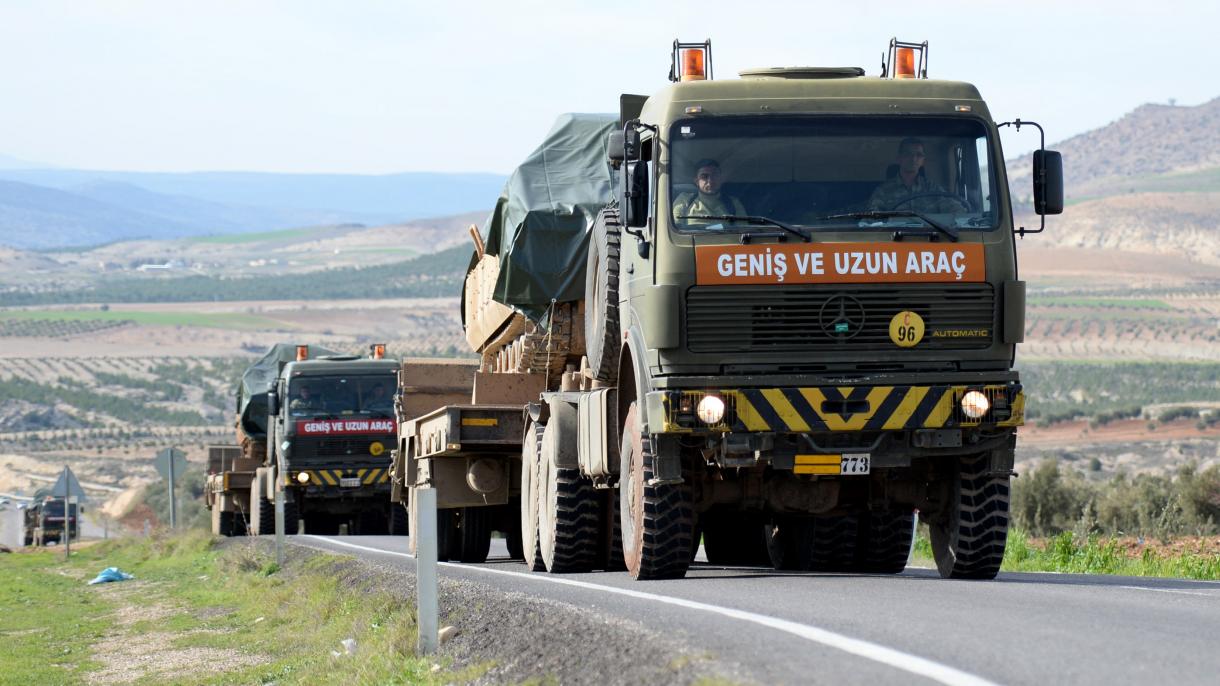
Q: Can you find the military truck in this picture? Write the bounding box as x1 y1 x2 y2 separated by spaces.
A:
394 38 1062 580
206 343 402 536
23 490 79 546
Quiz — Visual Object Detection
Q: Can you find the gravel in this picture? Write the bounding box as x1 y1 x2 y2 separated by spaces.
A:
228 538 749 685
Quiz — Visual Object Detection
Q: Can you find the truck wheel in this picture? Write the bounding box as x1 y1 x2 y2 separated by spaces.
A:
211 504 227 536
855 508 915 574
702 511 770 567
584 206 621 384
520 419 546 571
452 508 492 563
929 454 1010 579
809 514 859 572
538 433 599 573
389 503 409 536
766 516 815 571
619 402 693 580
604 489 626 571
250 489 275 536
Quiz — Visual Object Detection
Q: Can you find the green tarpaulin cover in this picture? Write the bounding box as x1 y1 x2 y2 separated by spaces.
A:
477 113 619 322
237 343 339 438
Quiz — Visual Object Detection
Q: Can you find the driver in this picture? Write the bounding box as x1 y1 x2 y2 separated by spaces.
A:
364 383 393 414
673 158 746 227
867 138 965 213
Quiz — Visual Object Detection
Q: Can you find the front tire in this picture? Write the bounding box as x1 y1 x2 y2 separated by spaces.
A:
929 454 1010 579
619 402 693 580
856 508 914 574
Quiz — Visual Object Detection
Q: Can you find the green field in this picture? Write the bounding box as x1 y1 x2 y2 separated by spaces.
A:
1019 360 1220 422
0 309 287 330
0 533 466 685
1028 296 1173 310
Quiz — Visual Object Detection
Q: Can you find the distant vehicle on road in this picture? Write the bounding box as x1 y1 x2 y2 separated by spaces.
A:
24 491 79 546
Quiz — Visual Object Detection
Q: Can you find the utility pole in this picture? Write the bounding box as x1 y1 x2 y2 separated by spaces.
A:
62 465 70 562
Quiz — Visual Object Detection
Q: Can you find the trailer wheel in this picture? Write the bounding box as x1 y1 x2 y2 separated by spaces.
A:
520 419 546 571
619 402 693 580
389 502 409 536
212 505 235 537
538 423 599 573
855 507 915 574
250 489 275 536
452 508 492 563
504 499 525 560
584 206 621 384
809 514 860 572
766 516 816 571
929 454 1010 579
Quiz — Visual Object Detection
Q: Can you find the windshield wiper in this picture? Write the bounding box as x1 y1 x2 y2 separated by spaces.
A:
678 214 810 242
817 210 959 242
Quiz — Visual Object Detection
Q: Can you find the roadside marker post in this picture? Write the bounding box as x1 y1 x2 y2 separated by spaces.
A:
154 448 187 529
52 466 85 561
274 488 285 568
415 487 439 655
62 466 70 562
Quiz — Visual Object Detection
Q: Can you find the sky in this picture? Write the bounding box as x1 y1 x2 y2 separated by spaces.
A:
1 0 1217 175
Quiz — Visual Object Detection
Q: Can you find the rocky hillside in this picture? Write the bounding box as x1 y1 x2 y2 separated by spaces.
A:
1010 96 1220 267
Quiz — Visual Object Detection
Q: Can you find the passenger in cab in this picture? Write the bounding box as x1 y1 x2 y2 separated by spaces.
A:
674 158 747 226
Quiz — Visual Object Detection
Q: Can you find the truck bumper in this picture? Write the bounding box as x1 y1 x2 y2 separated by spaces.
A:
646 382 1024 435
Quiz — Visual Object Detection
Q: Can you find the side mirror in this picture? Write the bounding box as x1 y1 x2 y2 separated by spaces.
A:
623 161 649 229
267 390 279 416
624 127 641 161
1033 150 1064 215
607 131 625 164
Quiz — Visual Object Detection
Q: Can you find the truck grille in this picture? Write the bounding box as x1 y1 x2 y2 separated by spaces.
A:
293 437 391 460
686 284 995 353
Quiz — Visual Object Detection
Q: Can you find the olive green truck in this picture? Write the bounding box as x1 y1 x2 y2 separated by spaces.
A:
392 38 1062 579
207 344 402 536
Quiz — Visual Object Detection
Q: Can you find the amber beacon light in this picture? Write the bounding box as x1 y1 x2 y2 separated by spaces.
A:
295 345 309 361
670 39 713 82
884 38 928 79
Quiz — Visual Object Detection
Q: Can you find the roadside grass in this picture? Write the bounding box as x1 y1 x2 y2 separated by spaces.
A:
0 309 286 331
911 526 1220 580
0 531 477 685
0 545 112 684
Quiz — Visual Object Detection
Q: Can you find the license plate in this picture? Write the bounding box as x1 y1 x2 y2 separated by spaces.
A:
794 453 871 475
840 453 871 475
340 477 362 488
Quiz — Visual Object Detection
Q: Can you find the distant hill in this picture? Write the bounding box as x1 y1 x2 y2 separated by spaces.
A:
0 168 506 250
1009 96 1220 267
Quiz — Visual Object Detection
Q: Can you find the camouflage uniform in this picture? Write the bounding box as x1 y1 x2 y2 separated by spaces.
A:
867 176 964 213
673 192 747 226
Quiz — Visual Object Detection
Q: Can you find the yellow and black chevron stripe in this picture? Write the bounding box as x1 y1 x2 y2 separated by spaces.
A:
289 467 391 487
662 385 1023 433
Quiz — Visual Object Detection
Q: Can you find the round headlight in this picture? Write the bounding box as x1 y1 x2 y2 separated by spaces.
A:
697 395 726 424
296 472 310 484
961 390 991 419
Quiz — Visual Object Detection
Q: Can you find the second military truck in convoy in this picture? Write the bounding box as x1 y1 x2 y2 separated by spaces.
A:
207 343 402 536
393 38 1063 579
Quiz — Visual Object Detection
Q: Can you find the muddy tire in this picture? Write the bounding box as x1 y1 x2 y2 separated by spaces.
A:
766 516 816 571
809 514 860 572
451 507 492 563
538 426 600 573
520 419 546 571
702 511 770 567
856 507 914 574
930 454 1010 579
584 206 621 384
619 402 693 580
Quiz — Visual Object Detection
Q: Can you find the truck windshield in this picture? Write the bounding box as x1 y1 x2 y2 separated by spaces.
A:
670 116 999 233
287 375 396 419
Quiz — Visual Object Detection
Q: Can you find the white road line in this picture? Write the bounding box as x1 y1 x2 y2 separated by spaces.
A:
299 536 998 686
1118 585 1220 597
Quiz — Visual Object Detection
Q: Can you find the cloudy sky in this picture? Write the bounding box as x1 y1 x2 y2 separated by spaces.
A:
1 0 1216 174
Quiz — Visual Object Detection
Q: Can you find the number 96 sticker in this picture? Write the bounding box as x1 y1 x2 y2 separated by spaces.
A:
889 310 925 347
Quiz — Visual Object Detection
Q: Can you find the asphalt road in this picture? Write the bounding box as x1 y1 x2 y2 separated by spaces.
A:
295 534 1220 686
